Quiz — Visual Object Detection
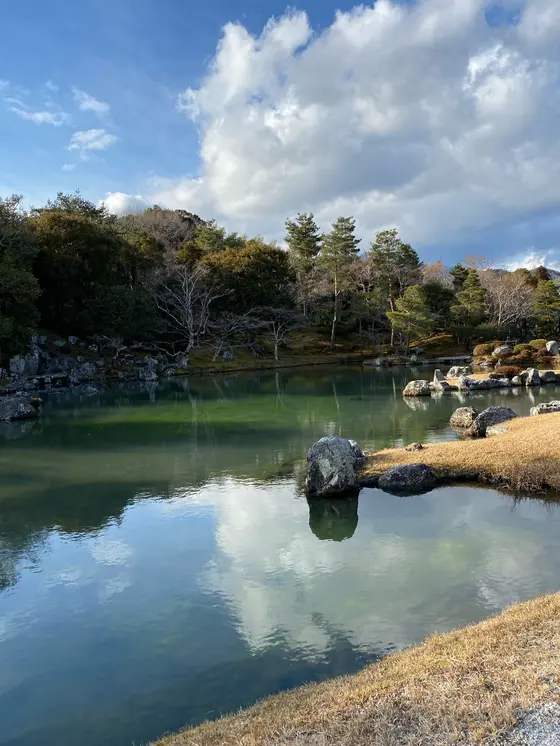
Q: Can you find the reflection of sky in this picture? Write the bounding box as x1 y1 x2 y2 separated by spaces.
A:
185 480 560 656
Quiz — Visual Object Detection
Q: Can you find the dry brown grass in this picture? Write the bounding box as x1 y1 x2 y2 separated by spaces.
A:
152 594 560 746
363 412 560 493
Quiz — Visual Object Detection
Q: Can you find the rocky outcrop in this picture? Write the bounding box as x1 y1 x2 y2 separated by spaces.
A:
430 379 455 392
468 406 518 437
492 345 513 357
540 371 557 384
403 380 431 397
306 437 361 497
448 365 471 377
525 368 541 386
0 395 41 422
511 375 522 385
450 407 479 429
546 341 559 355
433 369 446 382
378 463 437 495
530 401 560 416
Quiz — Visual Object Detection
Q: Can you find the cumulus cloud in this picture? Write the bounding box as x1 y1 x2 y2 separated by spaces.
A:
506 249 560 271
112 0 560 251
9 107 69 126
101 191 151 214
61 163 76 172
72 87 110 117
68 128 117 158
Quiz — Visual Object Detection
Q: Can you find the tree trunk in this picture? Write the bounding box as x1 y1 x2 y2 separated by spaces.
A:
330 275 338 350
389 296 396 347
274 338 279 361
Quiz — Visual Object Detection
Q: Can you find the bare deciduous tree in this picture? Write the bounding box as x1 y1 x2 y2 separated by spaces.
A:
421 260 453 289
479 270 536 327
257 308 305 361
208 312 264 362
151 265 229 362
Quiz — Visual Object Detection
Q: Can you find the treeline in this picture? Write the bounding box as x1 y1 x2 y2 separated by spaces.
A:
1 191 559 363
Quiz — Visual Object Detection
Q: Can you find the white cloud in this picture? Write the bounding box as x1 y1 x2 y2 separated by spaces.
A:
62 163 76 172
101 191 150 214
72 87 110 117
113 0 560 247
9 107 69 126
45 80 59 92
0 80 9 89
506 249 560 271
68 128 117 158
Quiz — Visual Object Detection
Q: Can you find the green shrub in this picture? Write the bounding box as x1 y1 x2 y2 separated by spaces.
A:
473 343 494 356
491 365 523 380
529 339 548 350
513 344 532 354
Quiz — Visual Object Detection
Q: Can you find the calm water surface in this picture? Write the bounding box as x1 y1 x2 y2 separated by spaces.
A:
1 366 560 746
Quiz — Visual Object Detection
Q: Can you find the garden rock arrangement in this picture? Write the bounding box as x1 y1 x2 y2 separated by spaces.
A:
531 401 560 416
306 437 361 497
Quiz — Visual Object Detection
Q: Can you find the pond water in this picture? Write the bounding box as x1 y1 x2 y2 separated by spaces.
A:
1 365 560 746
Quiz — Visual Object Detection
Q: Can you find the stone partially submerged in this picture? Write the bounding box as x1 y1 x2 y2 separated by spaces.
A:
0 395 42 422
448 365 471 377
530 401 560 416
450 407 479 429
468 406 518 437
403 380 431 397
378 463 437 495
306 436 361 497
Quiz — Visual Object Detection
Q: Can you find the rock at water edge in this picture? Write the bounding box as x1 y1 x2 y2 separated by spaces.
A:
469 406 518 437
403 380 431 397
450 407 479 429
0 395 42 422
306 436 360 497
378 464 437 495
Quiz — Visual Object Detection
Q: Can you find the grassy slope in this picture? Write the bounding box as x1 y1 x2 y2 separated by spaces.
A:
363 412 560 492
153 593 560 746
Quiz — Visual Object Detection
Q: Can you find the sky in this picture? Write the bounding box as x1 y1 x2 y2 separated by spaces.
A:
1 0 560 268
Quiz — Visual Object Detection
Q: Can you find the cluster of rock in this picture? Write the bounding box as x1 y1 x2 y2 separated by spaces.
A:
1 335 192 396
306 436 437 497
530 401 560 416
450 405 517 437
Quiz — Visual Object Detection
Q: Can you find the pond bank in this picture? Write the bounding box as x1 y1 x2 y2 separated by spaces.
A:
152 592 560 746
362 412 560 493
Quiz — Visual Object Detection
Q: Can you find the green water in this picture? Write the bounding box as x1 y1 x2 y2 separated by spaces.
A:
1 365 560 746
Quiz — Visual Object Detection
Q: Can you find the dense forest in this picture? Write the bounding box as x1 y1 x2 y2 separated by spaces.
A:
1 191 559 365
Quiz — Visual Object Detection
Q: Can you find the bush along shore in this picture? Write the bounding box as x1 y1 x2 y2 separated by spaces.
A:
152 593 560 746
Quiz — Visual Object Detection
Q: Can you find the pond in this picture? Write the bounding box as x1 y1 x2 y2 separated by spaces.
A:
1 365 560 746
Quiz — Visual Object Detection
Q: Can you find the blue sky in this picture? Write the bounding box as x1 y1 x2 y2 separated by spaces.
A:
2 0 560 268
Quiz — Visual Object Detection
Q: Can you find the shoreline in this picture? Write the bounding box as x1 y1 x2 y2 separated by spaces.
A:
362 412 560 494
152 593 560 746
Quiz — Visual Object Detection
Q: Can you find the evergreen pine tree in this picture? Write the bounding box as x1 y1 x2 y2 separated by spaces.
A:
319 216 361 348
533 280 560 337
387 285 435 352
450 270 486 326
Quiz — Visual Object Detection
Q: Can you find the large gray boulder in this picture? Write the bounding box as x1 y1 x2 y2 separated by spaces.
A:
430 379 455 392
378 464 437 495
457 376 476 391
448 365 471 377
511 375 523 386
403 380 431 397
450 407 479 429
492 345 513 357
69 361 98 384
546 341 559 355
433 369 446 383
348 440 365 468
469 406 518 437
525 368 541 386
540 370 557 384
0 395 41 422
530 401 560 416
306 437 360 497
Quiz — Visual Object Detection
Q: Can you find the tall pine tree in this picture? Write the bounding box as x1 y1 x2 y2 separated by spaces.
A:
450 270 486 326
319 216 360 348
285 213 322 316
387 285 435 353
533 280 560 337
